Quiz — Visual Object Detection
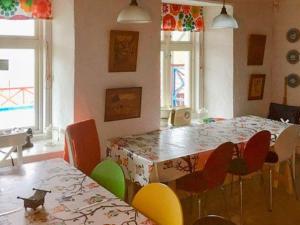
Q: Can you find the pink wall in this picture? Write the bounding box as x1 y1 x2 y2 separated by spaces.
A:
73 0 161 152
272 0 300 106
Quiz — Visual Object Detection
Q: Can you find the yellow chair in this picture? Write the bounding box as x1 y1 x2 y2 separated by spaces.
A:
132 183 183 225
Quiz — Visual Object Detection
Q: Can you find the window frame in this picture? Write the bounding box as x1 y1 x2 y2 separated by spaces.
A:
161 31 203 112
0 20 52 133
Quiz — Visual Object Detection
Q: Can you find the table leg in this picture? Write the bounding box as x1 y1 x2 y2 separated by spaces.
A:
153 163 160 182
127 180 135 204
16 145 23 166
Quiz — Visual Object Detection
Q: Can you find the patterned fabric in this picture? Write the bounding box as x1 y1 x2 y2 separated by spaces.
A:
107 116 290 186
0 0 52 20
0 159 155 225
161 3 204 32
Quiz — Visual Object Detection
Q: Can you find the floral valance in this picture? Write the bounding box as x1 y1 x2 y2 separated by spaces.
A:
161 3 204 32
0 0 52 20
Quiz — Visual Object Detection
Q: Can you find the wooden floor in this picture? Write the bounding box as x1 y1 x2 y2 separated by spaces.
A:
181 157 300 225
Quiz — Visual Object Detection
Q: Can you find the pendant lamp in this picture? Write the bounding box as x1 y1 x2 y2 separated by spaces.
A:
211 0 238 29
117 0 152 24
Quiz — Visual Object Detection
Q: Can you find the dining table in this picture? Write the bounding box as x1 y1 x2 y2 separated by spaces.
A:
0 159 155 225
106 116 290 186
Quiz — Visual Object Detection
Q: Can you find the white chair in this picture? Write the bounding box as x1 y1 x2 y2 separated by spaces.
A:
272 125 300 199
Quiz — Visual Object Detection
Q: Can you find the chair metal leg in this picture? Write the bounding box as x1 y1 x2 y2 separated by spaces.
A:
289 160 299 200
239 176 243 225
269 167 273 212
292 152 296 180
198 196 202 219
231 174 234 195
260 169 265 186
221 186 230 218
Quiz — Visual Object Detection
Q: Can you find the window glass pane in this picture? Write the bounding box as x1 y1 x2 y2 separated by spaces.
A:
161 31 164 41
0 20 35 36
171 31 191 42
171 51 191 107
0 49 35 129
160 51 164 107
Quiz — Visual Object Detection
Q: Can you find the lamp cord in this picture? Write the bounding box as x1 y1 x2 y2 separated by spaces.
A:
130 0 138 6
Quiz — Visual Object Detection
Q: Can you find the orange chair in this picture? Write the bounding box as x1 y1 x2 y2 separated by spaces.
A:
64 119 101 175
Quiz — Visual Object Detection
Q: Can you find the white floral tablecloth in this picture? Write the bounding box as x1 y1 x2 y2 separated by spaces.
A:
0 159 154 225
107 116 290 186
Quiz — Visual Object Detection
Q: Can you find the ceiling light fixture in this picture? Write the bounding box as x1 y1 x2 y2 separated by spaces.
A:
117 0 152 24
211 0 238 29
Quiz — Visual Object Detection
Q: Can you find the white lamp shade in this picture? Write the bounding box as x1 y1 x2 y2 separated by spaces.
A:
211 6 238 29
117 5 152 23
212 13 238 29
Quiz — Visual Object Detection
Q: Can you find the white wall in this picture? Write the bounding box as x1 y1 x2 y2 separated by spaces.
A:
52 0 75 129
73 0 161 153
232 0 274 117
203 6 234 118
272 0 300 106
201 0 274 117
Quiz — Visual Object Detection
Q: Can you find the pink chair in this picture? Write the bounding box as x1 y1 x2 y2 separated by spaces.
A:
228 130 271 225
176 142 235 218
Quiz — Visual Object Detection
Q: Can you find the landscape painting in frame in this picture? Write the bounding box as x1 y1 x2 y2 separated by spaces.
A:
109 30 139 72
248 74 266 100
105 87 142 122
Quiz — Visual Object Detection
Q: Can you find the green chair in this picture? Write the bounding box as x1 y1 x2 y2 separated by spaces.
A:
90 159 126 200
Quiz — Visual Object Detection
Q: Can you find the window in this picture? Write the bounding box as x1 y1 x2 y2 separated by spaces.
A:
0 20 51 132
161 31 202 111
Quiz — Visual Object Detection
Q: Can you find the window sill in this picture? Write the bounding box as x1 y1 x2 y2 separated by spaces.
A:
0 139 64 168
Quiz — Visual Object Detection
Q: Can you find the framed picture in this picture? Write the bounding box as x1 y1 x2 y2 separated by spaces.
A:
247 34 267 65
109 30 139 72
105 87 142 122
248 74 266 100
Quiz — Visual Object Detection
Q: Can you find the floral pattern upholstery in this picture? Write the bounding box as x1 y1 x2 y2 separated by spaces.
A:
0 159 155 225
107 116 290 186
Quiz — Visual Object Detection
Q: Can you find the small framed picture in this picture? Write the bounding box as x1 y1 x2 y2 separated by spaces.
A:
248 74 266 100
105 87 142 122
108 30 139 72
247 34 267 66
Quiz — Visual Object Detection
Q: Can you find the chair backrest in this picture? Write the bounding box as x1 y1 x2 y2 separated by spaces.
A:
275 125 300 162
203 142 235 189
193 215 236 225
243 130 271 174
268 102 300 124
90 159 126 200
132 183 183 225
64 119 101 175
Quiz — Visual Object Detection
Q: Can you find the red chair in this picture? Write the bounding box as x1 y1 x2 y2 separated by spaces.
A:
64 119 101 175
193 215 236 225
176 142 235 218
228 130 271 225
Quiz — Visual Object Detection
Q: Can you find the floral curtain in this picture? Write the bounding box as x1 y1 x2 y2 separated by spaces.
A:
161 3 204 32
0 0 52 20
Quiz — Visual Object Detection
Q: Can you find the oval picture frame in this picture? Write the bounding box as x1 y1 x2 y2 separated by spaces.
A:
287 50 300 64
287 28 300 43
287 74 300 88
